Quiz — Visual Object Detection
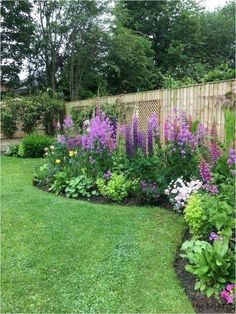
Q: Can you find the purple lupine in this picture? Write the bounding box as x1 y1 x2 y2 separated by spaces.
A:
149 113 159 138
147 122 154 156
209 232 220 241
57 134 66 145
210 142 221 165
124 124 133 157
203 183 219 195
138 131 146 155
227 148 236 165
63 117 74 129
132 114 139 151
199 159 212 183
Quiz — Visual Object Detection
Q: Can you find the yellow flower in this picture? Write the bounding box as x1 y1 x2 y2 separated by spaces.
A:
55 159 61 164
50 145 55 150
44 147 48 151
44 152 48 156
69 150 77 157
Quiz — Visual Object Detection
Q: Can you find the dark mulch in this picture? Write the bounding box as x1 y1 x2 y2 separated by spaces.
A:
174 232 235 314
33 179 171 209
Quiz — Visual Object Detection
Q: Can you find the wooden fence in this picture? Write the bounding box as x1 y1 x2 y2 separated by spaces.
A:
65 79 236 143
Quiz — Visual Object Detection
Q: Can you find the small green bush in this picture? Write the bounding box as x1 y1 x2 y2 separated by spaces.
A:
5 144 19 157
96 173 131 201
65 175 98 198
184 194 207 237
19 133 54 158
1 107 17 138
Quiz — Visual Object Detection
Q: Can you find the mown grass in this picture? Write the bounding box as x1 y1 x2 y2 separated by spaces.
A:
1 157 194 313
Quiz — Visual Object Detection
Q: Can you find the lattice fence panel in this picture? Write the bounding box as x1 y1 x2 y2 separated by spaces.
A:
137 100 162 133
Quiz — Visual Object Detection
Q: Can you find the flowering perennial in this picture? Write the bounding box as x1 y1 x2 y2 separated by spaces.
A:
81 113 116 152
209 232 220 241
227 148 236 165
165 177 203 212
63 117 74 129
220 284 235 304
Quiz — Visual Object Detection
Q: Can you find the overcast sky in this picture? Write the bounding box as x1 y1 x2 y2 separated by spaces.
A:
203 0 228 10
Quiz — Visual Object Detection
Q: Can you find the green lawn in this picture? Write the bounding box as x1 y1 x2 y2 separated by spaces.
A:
1 157 194 313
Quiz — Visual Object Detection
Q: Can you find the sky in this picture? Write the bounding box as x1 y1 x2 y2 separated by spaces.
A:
203 0 228 10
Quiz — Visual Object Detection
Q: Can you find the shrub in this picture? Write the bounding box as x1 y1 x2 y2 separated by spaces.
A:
1 107 17 138
65 175 98 198
184 194 207 237
181 238 235 298
5 144 19 157
19 133 54 158
96 173 131 201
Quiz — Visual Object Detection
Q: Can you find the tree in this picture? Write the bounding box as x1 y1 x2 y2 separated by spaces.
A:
106 26 158 94
1 0 34 87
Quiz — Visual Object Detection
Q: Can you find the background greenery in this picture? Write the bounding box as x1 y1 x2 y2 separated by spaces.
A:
1 0 235 100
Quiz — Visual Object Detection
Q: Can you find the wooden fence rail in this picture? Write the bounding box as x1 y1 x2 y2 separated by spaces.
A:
65 79 236 143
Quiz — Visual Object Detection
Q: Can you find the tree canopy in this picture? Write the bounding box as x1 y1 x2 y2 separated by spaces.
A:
1 0 235 99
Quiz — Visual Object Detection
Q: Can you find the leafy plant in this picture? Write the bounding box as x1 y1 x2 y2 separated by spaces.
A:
18 133 54 158
49 171 69 195
33 163 56 187
65 175 98 198
184 194 207 237
224 108 235 148
5 144 19 157
181 238 235 298
1 107 17 138
96 173 131 201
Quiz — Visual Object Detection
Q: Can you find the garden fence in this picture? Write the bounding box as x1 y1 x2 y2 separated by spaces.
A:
65 79 236 143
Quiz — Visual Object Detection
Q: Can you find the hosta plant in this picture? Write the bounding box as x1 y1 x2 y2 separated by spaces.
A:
181 237 235 298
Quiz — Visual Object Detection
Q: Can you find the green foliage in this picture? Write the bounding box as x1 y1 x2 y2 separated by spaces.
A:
1 107 17 138
224 107 235 148
184 194 207 237
19 98 41 133
33 163 56 188
106 26 158 94
1 95 64 137
181 238 235 298
19 133 54 158
96 173 131 201
65 175 98 198
5 144 19 157
200 193 234 238
49 171 69 195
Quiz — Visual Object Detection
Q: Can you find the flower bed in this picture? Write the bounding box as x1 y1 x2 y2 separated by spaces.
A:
33 107 235 307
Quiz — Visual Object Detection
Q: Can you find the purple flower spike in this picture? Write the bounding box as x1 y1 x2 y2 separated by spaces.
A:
199 159 212 183
124 125 133 157
227 148 236 165
209 232 220 241
133 115 139 152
